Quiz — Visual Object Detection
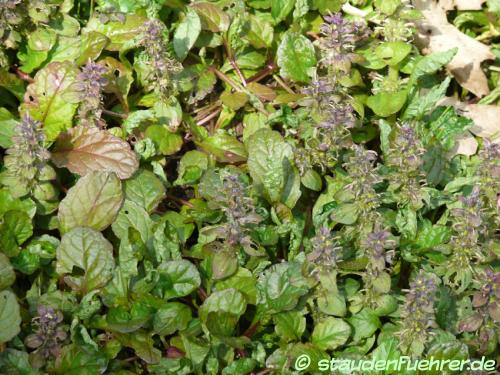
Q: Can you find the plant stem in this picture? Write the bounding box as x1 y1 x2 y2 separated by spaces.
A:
273 74 295 94
223 37 247 87
197 108 222 126
102 109 128 119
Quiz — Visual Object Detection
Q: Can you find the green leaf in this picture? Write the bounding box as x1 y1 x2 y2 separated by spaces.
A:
84 14 147 51
216 267 257 305
277 32 316 83
76 31 109 65
157 260 201 299
0 190 36 218
145 125 183 156
272 0 296 21
101 57 134 107
317 291 347 317
287 343 330 373
174 8 201 61
124 169 165 213
347 309 381 342
247 129 301 208
122 110 154 134
274 311 306 342
426 337 468 375
17 45 48 74
174 150 209 185
153 302 192 335
374 0 401 15
0 70 25 101
312 0 344 13
53 344 108 374
107 302 152 333
192 2 230 32
116 331 161 364
21 61 79 141
220 92 248 110
257 262 309 314
0 211 33 257
211 250 238 280
415 220 451 249
374 42 412 66
312 317 351 350
199 288 247 337
410 48 458 83
112 200 154 247
428 106 473 150
436 287 458 332
378 119 392 155
0 349 39 375
395 206 417 240
245 15 274 49
56 227 115 293
370 338 402 374
403 76 451 120
0 108 17 148
0 290 21 343
330 203 359 225
58 171 123 234
366 90 407 117
423 145 447 186
301 169 322 191
0 254 15 290
197 132 248 163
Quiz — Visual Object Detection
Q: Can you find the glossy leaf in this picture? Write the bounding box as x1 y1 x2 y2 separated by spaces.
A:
277 32 316 83
56 227 115 292
58 171 123 233
21 62 79 141
52 127 139 179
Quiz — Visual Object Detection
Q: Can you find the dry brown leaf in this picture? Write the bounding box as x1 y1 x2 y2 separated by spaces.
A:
413 0 495 97
439 0 485 10
448 133 478 156
52 127 139 179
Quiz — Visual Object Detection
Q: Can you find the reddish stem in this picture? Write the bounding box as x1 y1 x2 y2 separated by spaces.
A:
243 322 259 338
198 287 208 301
12 66 34 83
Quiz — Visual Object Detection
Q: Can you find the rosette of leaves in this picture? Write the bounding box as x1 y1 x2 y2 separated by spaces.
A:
371 0 417 42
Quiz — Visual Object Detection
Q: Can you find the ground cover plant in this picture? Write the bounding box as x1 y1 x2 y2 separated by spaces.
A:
0 0 499 374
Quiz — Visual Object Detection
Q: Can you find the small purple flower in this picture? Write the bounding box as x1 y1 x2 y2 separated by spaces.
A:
8 113 49 166
25 305 67 360
308 226 343 269
76 60 108 127
318 13 367 68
